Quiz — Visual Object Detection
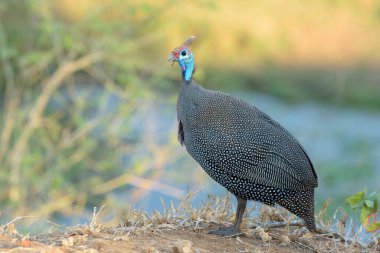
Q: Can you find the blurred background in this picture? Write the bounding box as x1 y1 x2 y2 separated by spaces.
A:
0 0 379 232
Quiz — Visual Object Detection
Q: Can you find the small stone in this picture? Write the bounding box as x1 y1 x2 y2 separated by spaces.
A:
301 232 313 239
62 237 74 246
19 239 32 247
146 246 159 253
278 235 290 246
72 235 88 244
257 228 272 242
175 239 193 253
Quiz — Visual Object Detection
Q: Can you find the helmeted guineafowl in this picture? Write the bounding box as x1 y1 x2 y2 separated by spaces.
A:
168 36 318 236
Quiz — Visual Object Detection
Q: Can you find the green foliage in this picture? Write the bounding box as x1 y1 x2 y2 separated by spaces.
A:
0 0 177 218
346 191 380 233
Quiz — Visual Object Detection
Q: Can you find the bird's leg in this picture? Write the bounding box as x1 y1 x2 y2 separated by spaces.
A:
234 197 247 229
208 196 247 237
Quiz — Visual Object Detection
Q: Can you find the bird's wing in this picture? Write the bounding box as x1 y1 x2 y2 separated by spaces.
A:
200 92 318 190
258 111 318 184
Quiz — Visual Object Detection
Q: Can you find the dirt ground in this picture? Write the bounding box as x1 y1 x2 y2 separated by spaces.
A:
1 224 378 253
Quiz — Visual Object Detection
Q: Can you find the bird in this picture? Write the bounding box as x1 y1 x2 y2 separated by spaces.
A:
167 36 318 236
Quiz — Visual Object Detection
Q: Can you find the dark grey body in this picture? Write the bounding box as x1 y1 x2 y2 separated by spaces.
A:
177 79 318 231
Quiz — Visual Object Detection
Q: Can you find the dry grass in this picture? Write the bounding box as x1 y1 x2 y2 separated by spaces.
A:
1 194 378 252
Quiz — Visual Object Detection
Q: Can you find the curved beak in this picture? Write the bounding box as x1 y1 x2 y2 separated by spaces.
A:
167 52 177 62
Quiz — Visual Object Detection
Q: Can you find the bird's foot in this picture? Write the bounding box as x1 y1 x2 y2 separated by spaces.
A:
208 227 245 237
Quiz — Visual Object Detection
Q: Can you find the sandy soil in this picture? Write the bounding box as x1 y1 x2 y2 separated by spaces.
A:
1 224 378 253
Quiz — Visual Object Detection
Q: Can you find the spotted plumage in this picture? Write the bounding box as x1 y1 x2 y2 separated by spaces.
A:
168 36 318 235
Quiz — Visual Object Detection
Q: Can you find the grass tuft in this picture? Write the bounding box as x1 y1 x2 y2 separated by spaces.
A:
1 193 379 252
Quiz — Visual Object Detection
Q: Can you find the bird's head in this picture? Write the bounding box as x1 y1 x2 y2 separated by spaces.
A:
168 36 196 82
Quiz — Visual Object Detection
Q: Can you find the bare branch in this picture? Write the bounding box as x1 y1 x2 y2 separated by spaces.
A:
8 52 105 203
93 173 185 199
0 21 19 158
0 216 38 230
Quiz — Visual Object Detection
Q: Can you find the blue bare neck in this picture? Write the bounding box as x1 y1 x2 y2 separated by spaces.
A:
178 58 194 82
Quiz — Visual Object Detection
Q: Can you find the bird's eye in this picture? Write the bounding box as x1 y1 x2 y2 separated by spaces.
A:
181 50 187 56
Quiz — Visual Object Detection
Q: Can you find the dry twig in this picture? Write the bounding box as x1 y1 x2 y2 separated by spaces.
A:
0 216 38 230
